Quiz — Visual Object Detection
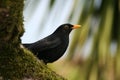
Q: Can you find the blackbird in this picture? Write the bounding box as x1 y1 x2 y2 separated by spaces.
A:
23 23 81 64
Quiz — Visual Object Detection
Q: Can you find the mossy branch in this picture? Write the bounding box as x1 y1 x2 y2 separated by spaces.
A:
0 0 66 80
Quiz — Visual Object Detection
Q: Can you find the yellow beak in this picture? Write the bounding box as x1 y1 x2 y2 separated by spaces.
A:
72 25 81 29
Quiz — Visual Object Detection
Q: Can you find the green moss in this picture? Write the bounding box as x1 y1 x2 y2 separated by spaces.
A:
0 0 24 43
0 43 66 79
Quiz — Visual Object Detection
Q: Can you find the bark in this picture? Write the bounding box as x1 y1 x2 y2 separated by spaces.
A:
0 0 66 80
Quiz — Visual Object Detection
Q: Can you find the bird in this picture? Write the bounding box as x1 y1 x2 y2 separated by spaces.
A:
23 23 81 64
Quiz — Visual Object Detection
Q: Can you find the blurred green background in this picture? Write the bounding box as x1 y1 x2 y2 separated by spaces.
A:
22 0 120 80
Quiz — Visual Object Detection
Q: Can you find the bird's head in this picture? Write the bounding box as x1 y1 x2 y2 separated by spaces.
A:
54 23 81 36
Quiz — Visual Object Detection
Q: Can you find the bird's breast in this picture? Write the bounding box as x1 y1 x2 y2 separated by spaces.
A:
51 37 69 59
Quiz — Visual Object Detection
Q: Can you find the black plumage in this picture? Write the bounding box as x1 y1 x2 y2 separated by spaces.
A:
23 23 80 64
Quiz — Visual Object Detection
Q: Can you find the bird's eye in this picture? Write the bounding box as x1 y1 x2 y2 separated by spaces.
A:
64 25 69 30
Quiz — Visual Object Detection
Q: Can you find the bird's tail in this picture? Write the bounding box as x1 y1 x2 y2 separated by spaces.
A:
22 44 31 48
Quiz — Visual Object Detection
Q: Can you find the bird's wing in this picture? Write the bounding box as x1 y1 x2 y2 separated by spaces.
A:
24 37 62 53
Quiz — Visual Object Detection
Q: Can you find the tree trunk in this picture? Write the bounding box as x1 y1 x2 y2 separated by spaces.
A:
0 0 66 80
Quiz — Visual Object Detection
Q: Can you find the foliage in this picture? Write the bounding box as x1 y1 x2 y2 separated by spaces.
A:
45 0 119 80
